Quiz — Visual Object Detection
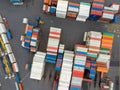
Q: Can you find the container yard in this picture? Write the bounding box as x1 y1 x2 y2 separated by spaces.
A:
0 0 120 90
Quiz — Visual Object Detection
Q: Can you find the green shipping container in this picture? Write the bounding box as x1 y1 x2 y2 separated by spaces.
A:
103 32 114 36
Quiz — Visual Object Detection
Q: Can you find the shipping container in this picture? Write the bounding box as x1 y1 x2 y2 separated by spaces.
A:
46 27 61 64
58 50 74 90
70 45 87 90
76 2 91 22
30 51 46 80
56 0 68 18
55 44 65 71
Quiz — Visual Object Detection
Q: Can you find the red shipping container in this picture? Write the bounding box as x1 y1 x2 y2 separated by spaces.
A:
73 70 84 77
76 54 87 57
27 25 33 30
75 44 86 48
57 58 62 62
56 64 61 67
47 51 57 54
50 31 60 35
93 0 105 2
69 2 80 6
91 10 103 16
32 32 38 35
92 3 104 9
89 37 101 41
47 46 58 50
70 85 81 88
49 36 60 39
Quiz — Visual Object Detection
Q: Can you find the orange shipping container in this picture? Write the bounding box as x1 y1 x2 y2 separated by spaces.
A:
83 78 93 82
97 67 108 73
88 46 100 49
12 63 16 73
102 39 113 43
102 35 114 39
44 0 51 5
101 44 112 49
101 41 113 45
99 18 111 22
18 83 23 90
67 12 77 18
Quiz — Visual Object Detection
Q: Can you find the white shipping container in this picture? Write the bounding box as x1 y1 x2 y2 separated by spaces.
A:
8 53 16 63
30 52 46 80
13 63 19 72
56 11 66 18
30 41 37 46
5 44 13 54
75 47 88 52
75 56 86 60
58 86 69 90
109 81 114 88
50 27 61 33
102 13 114 19
1 34 9 44
74 60 86 65
49 33 60 38
73 67 85 72
88 31 102 39
22 18 28 24
47 48 58 52
0 15 3 23
76 16 87 22
0 23 6 34
48 42 58 46
56 0 68 18
58 50 74 89
68 7 79 12
15 82 19 90
36 51 46 56
48 38 60 42
111 4 120 11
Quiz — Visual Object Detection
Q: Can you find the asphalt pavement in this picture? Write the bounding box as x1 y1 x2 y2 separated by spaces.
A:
0 0 120 90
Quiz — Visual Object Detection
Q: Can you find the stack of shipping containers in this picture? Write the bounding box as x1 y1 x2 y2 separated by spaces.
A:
45 27 61 64
76 2 91 22
56 0 68 18
21 24 33 50
30 28 40 52
97 32 114 73
55 44 65 71
43 0 57 14
70 45 87 90
0 15 23 90
43 4 50 13
97 54 110 73
67 2 79 18
89 0 105 21
30 51 46 80
99 4 120 22
85 31 102 79
21 24 40 52
42 0 120 23
58 50 74 90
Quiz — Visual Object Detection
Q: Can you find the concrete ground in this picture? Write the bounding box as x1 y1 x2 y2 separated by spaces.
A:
0 0 120 90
